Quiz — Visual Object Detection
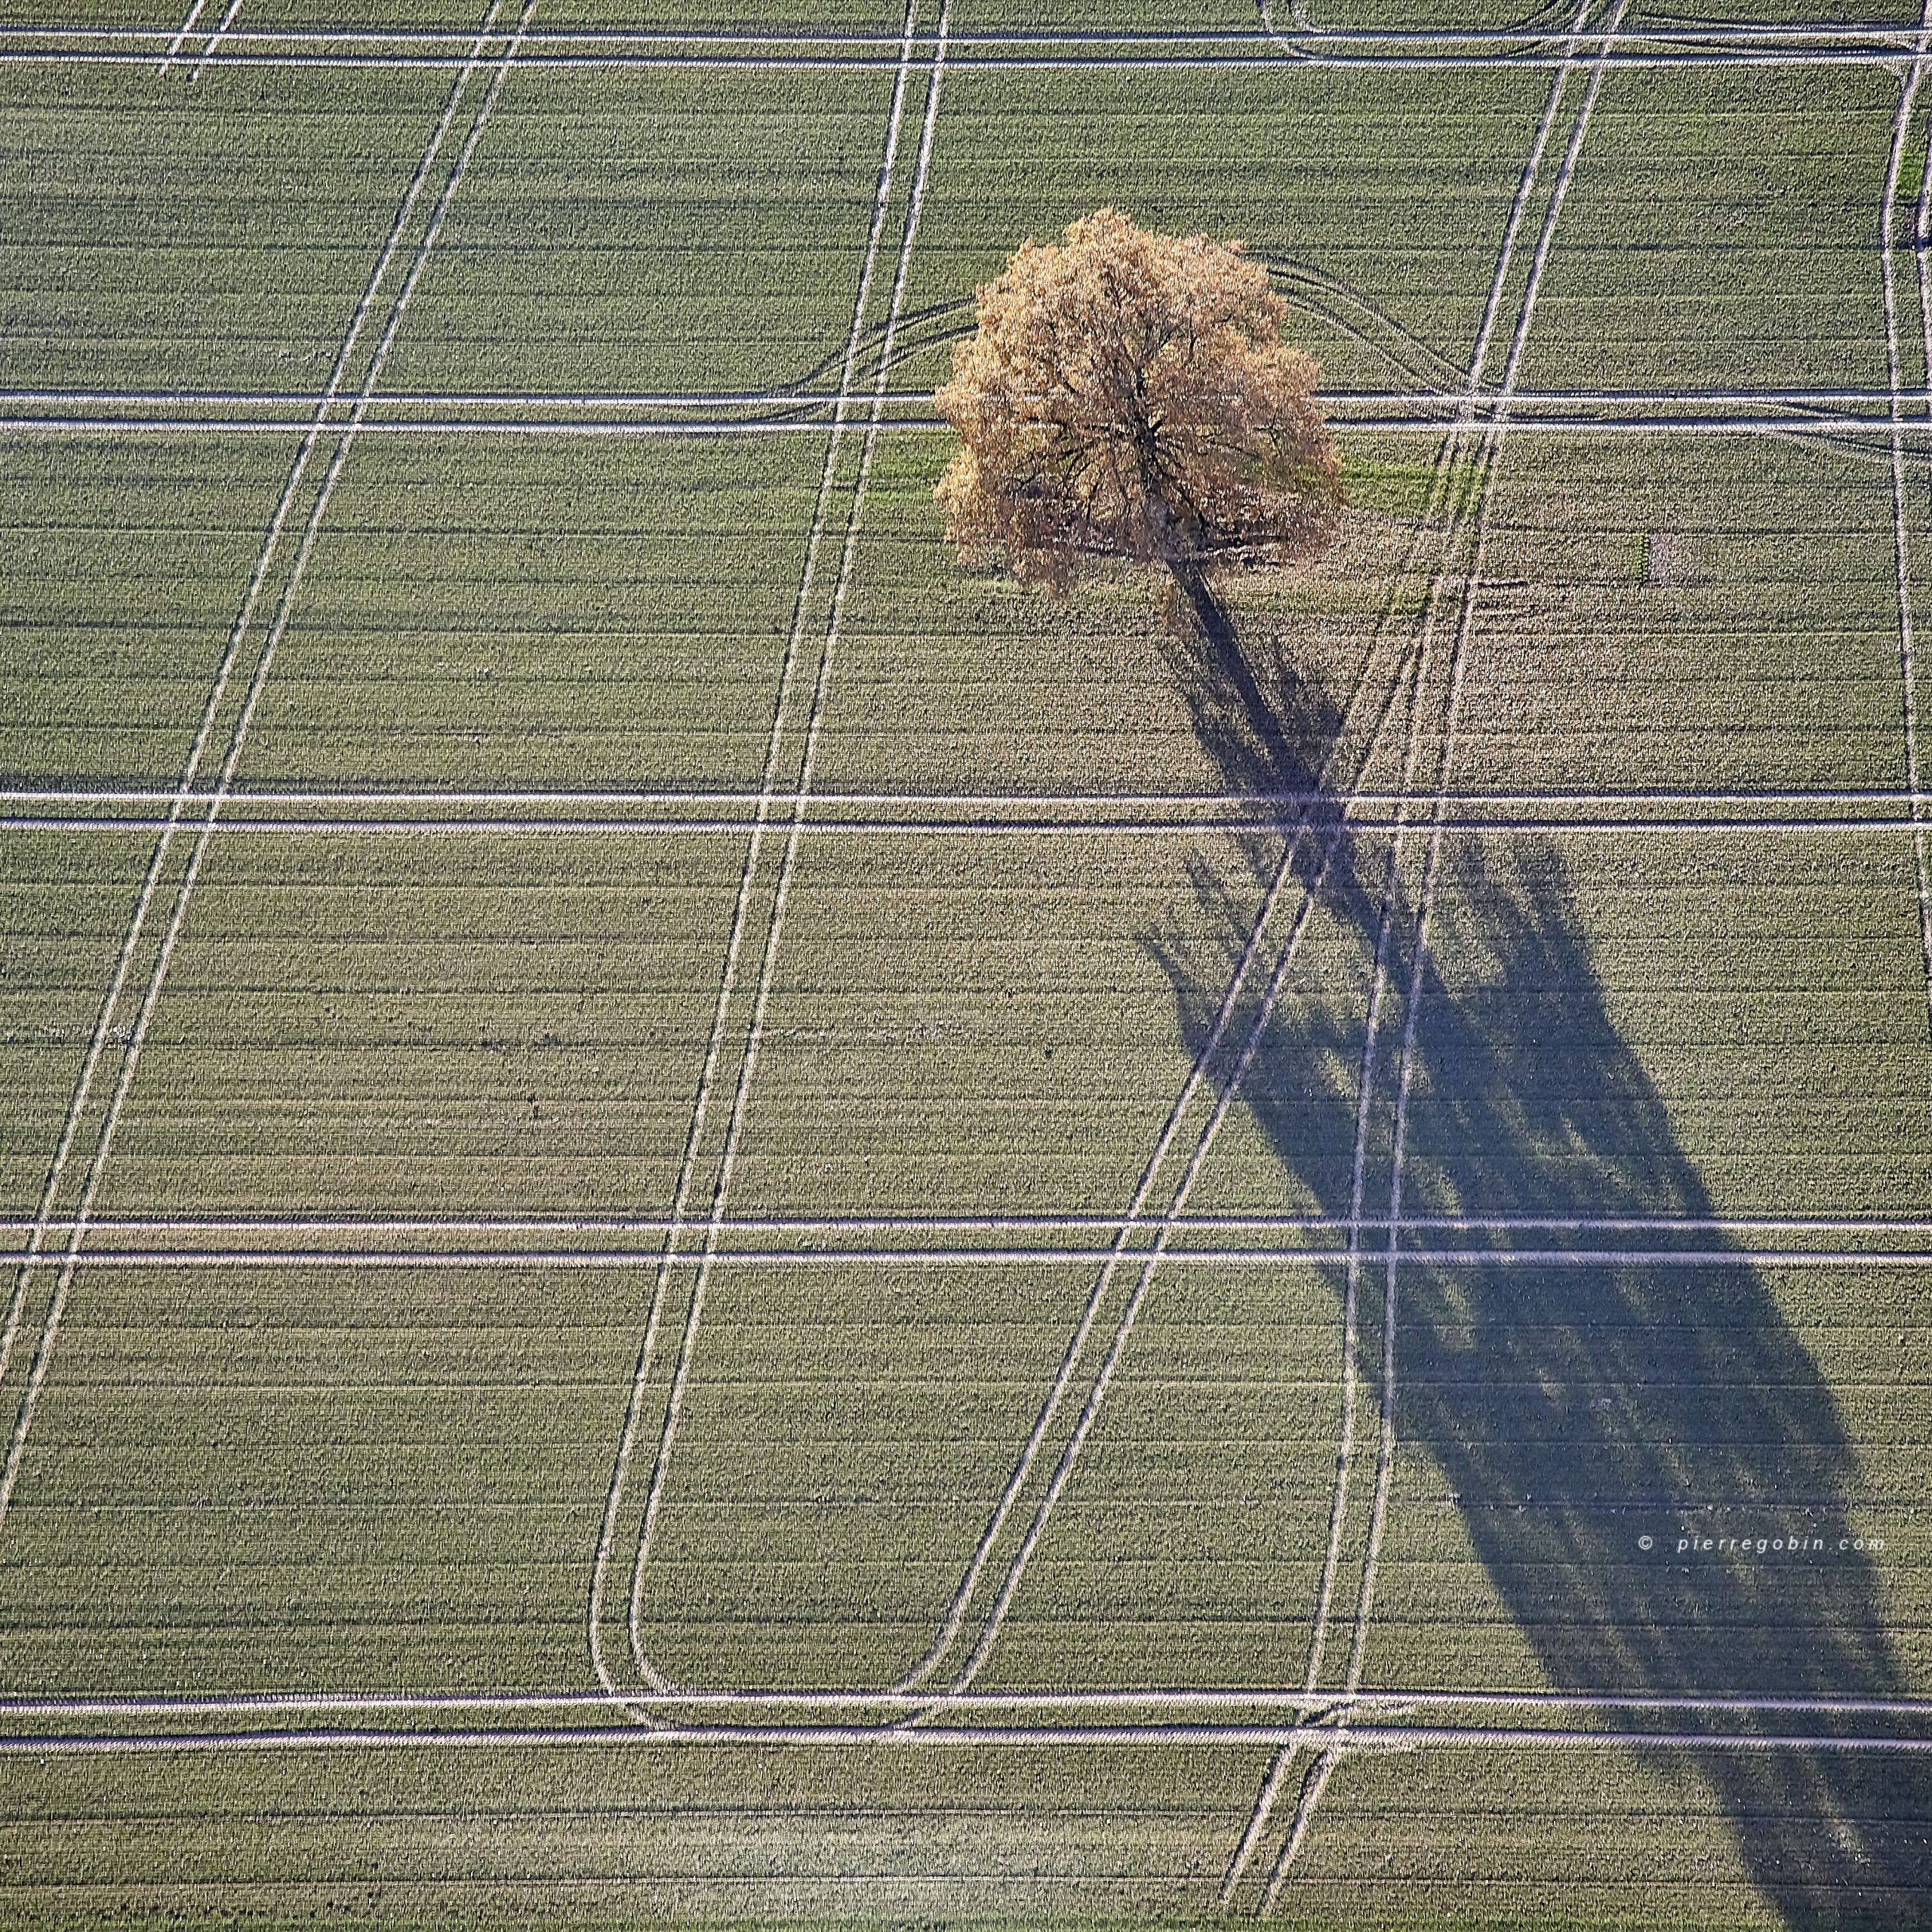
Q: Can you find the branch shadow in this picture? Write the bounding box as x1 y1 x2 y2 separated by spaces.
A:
1142 581 1932 1922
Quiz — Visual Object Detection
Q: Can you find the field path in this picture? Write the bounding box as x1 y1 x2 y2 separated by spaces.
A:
0 0 541 1538
586 0 953 1706
1226 0 1633 1906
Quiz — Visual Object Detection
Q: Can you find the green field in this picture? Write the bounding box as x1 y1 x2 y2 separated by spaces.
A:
2 0 1931 1925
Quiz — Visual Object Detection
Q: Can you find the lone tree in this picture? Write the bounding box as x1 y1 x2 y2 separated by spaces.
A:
934 207 1343 638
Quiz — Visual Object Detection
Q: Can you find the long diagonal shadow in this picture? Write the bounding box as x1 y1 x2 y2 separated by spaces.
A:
1144 578 1932 1923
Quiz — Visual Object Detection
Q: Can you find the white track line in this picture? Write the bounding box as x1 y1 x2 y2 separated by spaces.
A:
1226 0 1600 1877
4 22 1921 51
9 813 1928 839
0 783 1921 806
626 0 952 1698
587 0 930 1706
1266 3 1631 1905
4 1688 1930 1720
3 1245 1924 1271
0 1720 1928 1757
1890 14 1932 1051
0 0 534 1540
11 414 1932 441
156 0 208 77
8 383 1920 412
9 1211 1927 1242
889 640 1428 1698
189 0 241 81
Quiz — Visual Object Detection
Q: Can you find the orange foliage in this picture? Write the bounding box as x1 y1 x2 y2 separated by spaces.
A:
934 208 1343 592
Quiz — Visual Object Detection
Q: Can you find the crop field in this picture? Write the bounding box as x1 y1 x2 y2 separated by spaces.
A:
5 0 1932 1925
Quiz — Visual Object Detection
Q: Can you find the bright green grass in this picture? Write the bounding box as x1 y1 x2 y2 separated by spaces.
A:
91 831 745 1217
0 66 451 392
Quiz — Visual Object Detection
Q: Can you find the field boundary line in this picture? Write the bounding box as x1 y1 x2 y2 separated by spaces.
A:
5 1688 1932 1720
626 0 952 1696
586 0 932 1705
14 1210 1930 1241
23 812 1932 837
0 0 536 1539
8 1244 1931 1270
5 782 1925 810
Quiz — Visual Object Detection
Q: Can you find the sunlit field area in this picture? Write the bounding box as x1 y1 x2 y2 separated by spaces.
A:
2 0 1932 1924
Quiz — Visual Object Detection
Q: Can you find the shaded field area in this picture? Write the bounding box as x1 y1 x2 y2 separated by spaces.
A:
2 1 1931 1925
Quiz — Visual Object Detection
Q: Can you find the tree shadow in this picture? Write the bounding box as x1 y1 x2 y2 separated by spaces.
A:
1143 579 1932 1923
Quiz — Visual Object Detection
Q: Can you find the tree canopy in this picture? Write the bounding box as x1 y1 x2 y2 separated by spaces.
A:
934 208 1343 623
